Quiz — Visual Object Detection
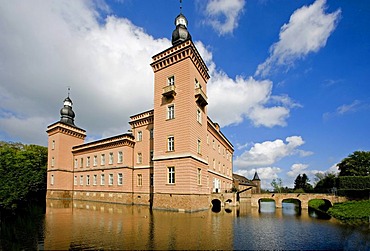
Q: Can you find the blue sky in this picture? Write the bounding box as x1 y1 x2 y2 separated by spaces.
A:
0 0 369 189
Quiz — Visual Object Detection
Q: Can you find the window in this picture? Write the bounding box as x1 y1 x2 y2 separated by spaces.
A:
212 140 215 149
93 155 97 166
109 152 113 165
197 109 202 124
137 153 142 164
80 158 83 168
168 166 175 184
213 159 216 170
197 168 201 185
86 175 90 185
118 173 123 185
101 154 105 165
137 174 142 186
74 159 78 168
74 176 77 185
167 105 175 120
80 175 83 185
118 151 123 163
101 174 105 185
109 174 113 185
51 157 55 167
195 78 200 88
197 139 201 154
93 175 97 186
137 131 143 141
87 156 90 167
150 129 154 139
218 145 220 154
168 76 175 86
52 140 55 150
51 175 54 185
168 136 174 151
150 150 154 161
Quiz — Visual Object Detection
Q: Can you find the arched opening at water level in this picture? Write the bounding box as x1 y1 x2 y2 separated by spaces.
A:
211 199 222 213
282 198 301 215
258 198 275 213
308 199 332 219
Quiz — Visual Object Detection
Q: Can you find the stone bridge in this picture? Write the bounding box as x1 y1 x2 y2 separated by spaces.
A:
251 193 347 209
210 193 238 207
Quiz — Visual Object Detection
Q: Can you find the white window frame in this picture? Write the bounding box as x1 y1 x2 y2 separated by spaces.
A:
86 156 90 167
168 166 175 184
168 136 174 152
51 175 54 185
80 175 83 185
101 174 105 185
197 168 201 185
137 152 142 164
118 151 123 163
167 105 175 120
109 173 113 185
93 155 97 166
74 176 77 185
197 109 202 124
137 131 143 141
197 139 201 154
93 174 97 186
118 173 123 185
101 154 105 166
168 75 175 86
109 152 113 165
86 175 90 185
74 159 78 168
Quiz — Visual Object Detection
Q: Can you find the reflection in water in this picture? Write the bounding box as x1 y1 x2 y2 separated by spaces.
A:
2 200 368 250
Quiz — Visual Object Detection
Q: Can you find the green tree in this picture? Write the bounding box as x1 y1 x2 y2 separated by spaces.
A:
0 142 47 211
314 172 337 193
337 151 370 176
271 178 283 193
294 173 313 192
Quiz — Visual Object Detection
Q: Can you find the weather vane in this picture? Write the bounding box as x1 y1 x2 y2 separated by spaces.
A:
67 86 71 97
180 0 182 13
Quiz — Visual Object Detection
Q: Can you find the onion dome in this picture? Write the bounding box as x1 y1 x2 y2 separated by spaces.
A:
172 13 192 45
60 96 76 126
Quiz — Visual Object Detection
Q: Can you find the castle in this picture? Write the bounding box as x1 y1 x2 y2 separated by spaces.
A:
46 11 260 212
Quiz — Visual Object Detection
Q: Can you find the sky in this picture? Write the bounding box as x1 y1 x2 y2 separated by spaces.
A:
1 0 369 189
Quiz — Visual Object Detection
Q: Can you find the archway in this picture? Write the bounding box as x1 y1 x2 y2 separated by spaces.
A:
282 198 301 215
211 199 222 213
258 198 275 213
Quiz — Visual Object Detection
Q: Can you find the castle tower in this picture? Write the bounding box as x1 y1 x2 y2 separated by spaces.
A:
150 12 211 211
46 95 86 199
252 171 261 194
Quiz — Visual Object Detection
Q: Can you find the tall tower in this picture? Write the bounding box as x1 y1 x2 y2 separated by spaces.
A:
46 95 86 199
151 12 211 212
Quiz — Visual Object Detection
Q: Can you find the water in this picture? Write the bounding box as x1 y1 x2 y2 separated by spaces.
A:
1 200 369 250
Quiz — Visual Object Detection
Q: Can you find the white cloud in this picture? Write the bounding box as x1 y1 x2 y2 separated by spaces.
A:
255 0 341 77
287 163 309 177
234 136 308 169
0 0 297 146
323 100 364 120
236 167 281 189
203 0 245 35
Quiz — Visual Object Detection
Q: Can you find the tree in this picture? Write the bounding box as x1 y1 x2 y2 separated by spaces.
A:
337 151 370 176
271 178 283 193
0 142 47 211
314 172 337 193
294 173 313 192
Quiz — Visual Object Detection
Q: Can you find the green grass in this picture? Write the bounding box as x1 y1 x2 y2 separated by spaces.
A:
328 200 370 225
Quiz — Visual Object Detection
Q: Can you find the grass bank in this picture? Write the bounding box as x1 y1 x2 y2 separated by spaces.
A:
328 200 370 225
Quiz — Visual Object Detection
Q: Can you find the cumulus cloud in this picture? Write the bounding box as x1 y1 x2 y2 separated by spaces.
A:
0 0 296 145
255 0 341 77
234 136 309 169
202 0 245 35
287 163 309 177
236 167 281 189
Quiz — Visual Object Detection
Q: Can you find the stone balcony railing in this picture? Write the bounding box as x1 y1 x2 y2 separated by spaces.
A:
162 85 176 97
195 87 208 107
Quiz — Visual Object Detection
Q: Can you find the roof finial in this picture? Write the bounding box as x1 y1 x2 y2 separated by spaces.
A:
180 0 182 13
67 86 71 97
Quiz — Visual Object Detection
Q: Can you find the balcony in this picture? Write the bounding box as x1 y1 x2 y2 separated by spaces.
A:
195 87 208 107
162 85 176 98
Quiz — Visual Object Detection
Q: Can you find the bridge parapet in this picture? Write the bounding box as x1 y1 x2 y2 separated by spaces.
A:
251 193 347 209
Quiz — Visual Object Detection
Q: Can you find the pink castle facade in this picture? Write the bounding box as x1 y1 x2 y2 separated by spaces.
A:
46 13 259 212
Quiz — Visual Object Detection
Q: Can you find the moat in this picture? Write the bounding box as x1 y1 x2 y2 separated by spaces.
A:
1 200 369 250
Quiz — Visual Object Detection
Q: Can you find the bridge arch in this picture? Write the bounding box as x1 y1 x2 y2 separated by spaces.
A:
211 199 222 213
